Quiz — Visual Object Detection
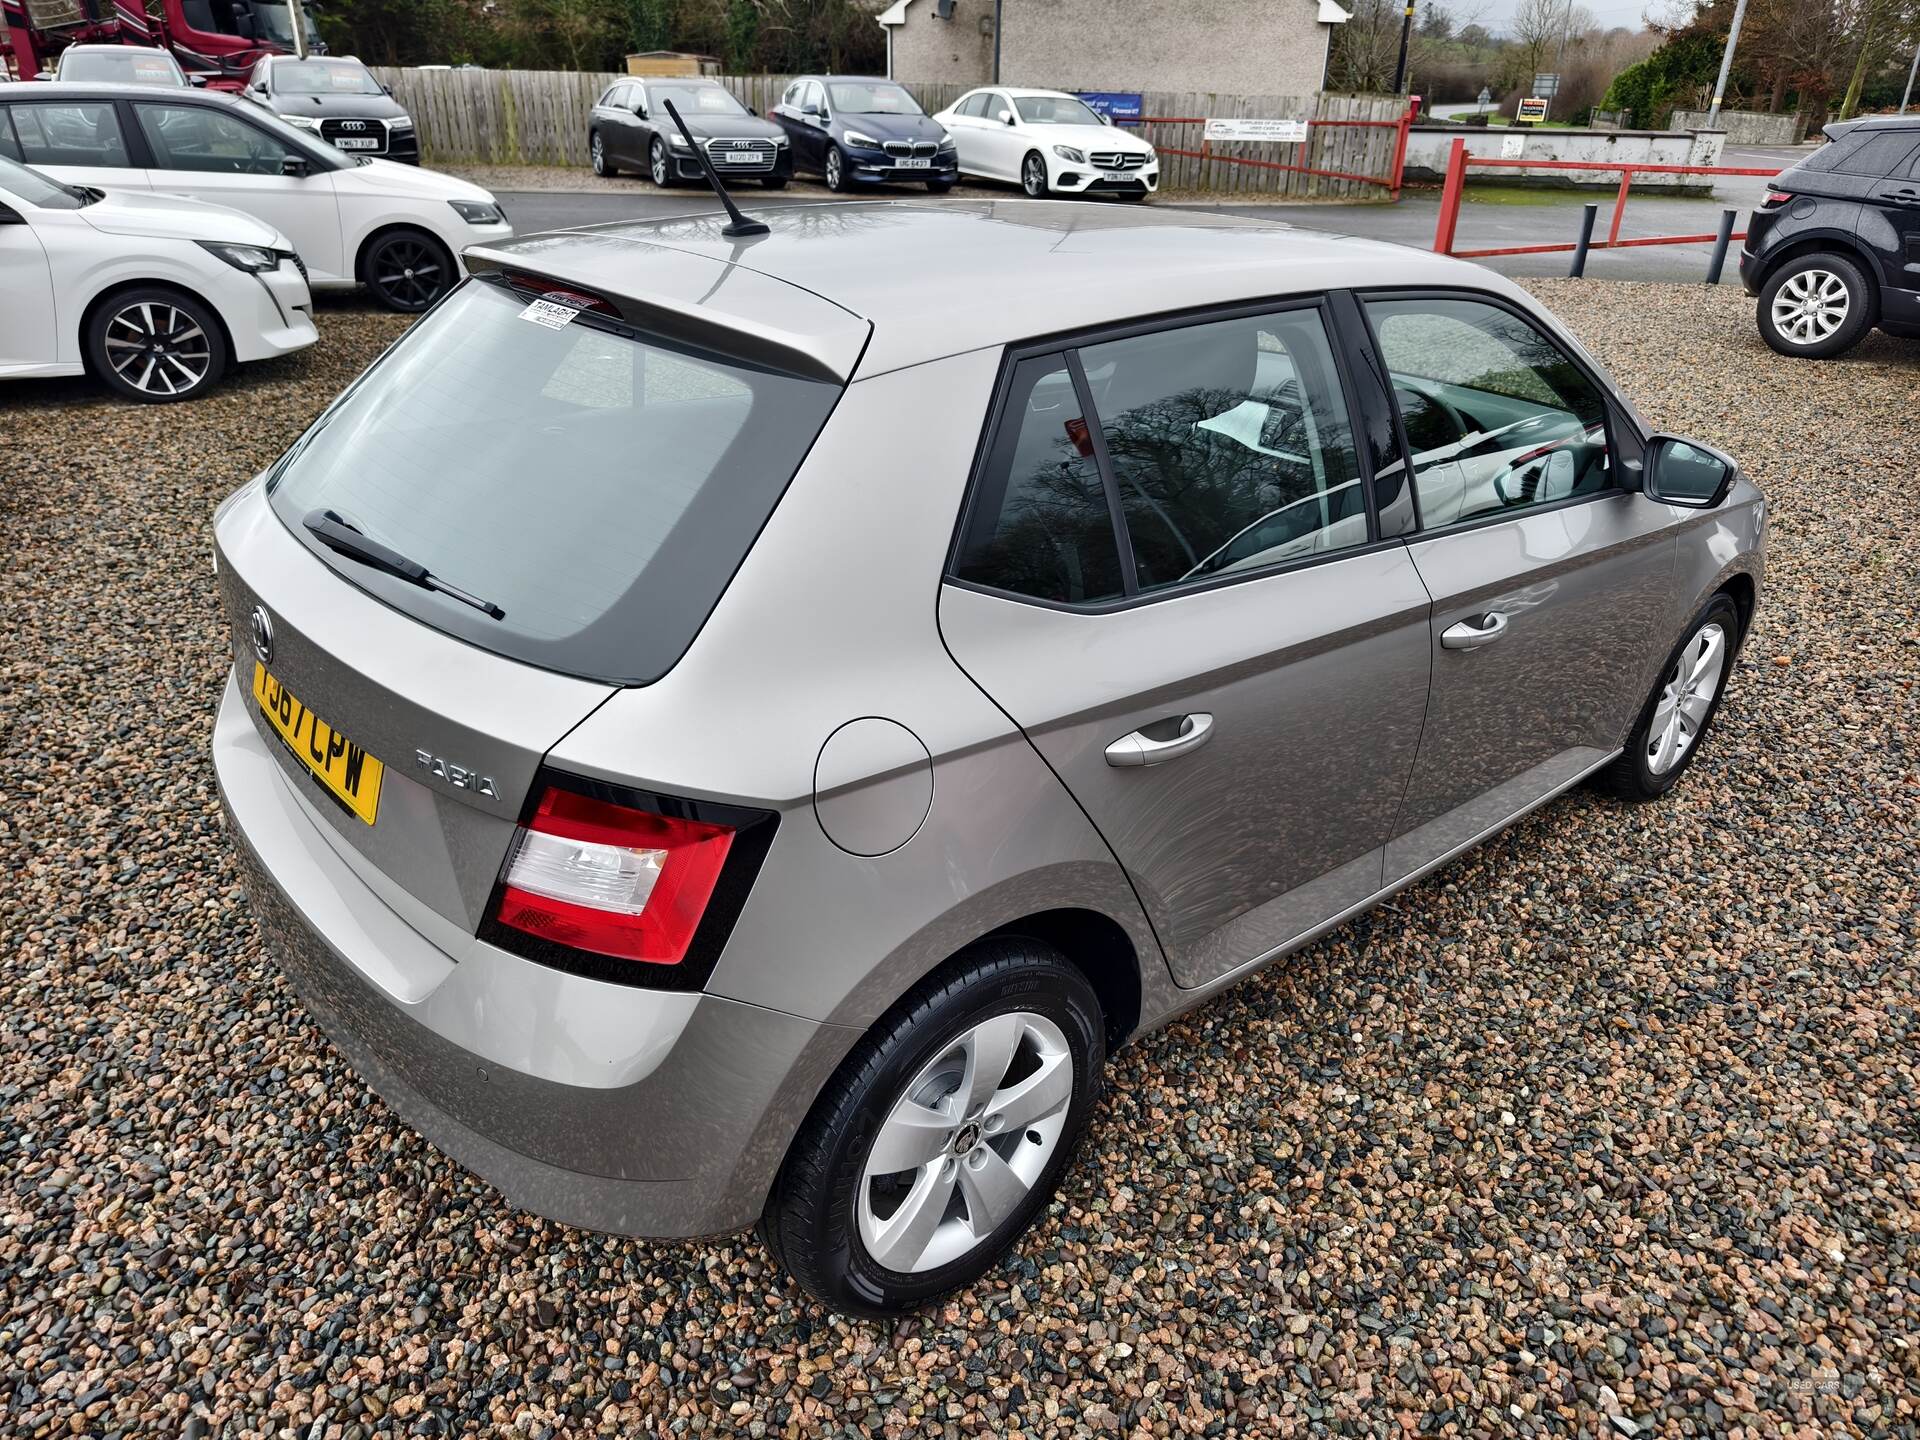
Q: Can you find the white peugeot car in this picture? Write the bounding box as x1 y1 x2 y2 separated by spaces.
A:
0 80 511 311
932 87 1157 199
0 153 315 402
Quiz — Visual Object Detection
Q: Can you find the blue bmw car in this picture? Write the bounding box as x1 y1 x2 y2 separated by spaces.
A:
771 75 958 193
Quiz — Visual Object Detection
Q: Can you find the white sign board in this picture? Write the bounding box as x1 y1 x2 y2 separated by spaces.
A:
1203 117 1309 144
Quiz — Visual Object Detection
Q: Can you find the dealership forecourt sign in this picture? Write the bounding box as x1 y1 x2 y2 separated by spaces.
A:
1203 117 1309 144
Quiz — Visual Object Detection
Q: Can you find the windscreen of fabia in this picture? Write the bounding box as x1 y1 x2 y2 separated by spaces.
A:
265 278 840 684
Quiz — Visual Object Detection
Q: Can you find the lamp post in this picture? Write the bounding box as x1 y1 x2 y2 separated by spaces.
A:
1705 0 1749 127
992 0 1003 84
1391 2 1414 94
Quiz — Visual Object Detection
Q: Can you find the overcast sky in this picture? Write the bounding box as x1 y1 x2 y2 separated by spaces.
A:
1468 0 1665 36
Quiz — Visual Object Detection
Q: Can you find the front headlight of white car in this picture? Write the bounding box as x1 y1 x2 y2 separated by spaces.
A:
448 199 506 226
197 240 282 273
1053 145 1086 164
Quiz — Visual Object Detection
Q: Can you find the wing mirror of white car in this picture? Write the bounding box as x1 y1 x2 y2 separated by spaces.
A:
0 203 25 225
1639 433 1736 508
281 154 312 178
998 110 1015 125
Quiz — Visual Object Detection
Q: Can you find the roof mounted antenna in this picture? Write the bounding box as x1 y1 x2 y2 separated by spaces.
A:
661 98 770 239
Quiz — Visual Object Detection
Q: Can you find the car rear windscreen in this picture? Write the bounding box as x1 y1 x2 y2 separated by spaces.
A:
266 278 841 684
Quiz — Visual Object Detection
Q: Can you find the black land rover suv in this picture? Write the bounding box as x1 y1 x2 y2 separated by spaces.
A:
1740 115 1920 358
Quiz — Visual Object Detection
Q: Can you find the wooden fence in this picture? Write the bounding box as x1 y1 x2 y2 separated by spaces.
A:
372 67 1407 199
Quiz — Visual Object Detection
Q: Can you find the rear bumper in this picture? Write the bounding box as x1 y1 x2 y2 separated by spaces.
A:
212 671 853 1238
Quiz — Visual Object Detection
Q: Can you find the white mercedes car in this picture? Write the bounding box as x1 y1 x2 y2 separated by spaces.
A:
0 80 511 311
932 87 1157 199
0 153 315 402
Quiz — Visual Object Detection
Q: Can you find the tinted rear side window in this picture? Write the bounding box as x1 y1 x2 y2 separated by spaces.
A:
1802 129 1920 176
953 355 1123 604
267 279 840 684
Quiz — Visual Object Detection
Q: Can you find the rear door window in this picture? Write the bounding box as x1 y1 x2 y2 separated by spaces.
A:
266 279 842 684
1078 309 1368 589
6 102 132 167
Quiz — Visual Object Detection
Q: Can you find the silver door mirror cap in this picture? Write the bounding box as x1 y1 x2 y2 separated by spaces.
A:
1642 432 1737 509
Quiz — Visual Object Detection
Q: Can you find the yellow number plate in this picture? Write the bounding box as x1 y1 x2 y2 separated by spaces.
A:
251 662 383 825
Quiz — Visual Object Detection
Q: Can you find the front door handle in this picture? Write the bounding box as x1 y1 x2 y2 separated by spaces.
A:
1440 612 1509 650
1105 712 1214 768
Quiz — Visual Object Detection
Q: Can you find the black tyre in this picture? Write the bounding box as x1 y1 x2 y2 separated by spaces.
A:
589 129 616 177
760 940 1105 1316
86 286 228 403
1021 150 1049 198
761 174 789 189
824 145 848 193
1595 594 1741 802
650 136 675 187
359 229 454 313
1756 251 1875 359
927 178 954 195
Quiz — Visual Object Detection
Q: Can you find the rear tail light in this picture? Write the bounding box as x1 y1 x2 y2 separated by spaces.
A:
1761 190 1794 208
494 785 733 966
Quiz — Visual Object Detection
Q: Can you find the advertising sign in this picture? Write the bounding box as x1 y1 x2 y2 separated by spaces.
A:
1076 91 1143 124
1202 117 1310 144
1516 97 1550 123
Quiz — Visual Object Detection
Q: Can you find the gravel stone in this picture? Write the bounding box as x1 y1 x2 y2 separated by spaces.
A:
1 284 1916 1437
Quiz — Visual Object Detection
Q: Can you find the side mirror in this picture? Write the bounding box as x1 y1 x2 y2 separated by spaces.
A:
1641 433 1736 508
0 202 26 225
633 103 647 119
191 75 212 87
802 102 820 117
998 110 1015 126
281 154 312 177
382 84 394 96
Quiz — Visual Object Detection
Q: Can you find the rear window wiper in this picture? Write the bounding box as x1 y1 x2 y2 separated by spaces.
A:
303 509 505 620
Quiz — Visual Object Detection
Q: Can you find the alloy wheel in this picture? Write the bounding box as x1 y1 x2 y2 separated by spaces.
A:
856 1011 1073 1274
367 235 447 310
1646 622 1727 775
103 301 212 398
591 132 605 175
826 147 843 191
651 139 670 186
1771 268 1849 345
1023 154 1046 197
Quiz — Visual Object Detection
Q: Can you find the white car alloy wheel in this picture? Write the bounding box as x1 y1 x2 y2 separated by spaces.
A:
1022 152 1049 198
856 1010 1073 1274
1645 621 1728 775
104 299 215 398
1769 268 1849 345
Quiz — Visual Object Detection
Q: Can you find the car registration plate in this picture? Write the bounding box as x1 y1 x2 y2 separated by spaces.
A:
1102 169 1132 181
723 150 759 163
895 156 931 169
251 662 383 824
333 137 381 150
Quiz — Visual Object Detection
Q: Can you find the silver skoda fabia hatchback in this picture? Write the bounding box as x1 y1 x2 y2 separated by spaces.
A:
213 201 1764 1315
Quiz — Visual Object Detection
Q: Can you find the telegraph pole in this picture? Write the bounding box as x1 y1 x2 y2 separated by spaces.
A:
1902 38 1920 114
1391 2 1415 94
992 0 1003 84
1705 0 1749 127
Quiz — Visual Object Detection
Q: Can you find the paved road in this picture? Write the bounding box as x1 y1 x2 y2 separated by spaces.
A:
493 144 1802 284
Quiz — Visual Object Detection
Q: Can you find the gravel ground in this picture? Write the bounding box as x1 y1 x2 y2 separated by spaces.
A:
2 283 1916 1439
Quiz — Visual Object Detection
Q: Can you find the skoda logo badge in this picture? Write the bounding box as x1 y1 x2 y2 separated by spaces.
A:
249 605 274 665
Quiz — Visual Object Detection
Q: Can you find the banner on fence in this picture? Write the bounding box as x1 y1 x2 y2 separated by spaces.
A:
1202 117 1309 143
1076 91 1143 123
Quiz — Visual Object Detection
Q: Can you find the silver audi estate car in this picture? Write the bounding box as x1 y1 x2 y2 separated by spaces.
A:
212 201 1764 1315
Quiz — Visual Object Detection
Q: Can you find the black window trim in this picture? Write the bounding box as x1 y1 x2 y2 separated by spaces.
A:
1352 283 1647 542
944 290 1403 616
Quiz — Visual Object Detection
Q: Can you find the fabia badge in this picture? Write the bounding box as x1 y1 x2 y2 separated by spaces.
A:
416 749 500 799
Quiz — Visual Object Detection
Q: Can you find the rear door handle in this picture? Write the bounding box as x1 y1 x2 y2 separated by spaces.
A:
1105 712 1214 767
1440 612 1509 650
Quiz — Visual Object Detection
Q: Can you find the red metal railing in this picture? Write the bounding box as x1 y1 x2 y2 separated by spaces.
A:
1121 99 1423 199
1431 136 1783 258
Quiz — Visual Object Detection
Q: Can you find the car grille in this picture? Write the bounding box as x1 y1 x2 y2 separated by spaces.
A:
882 140 939 158
704 137 776 172
319 117 387 154
1090 151 1147 170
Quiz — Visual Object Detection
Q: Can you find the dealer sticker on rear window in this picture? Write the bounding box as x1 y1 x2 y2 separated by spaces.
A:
520 298 580 329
